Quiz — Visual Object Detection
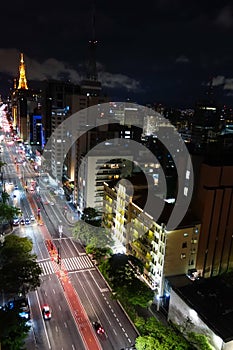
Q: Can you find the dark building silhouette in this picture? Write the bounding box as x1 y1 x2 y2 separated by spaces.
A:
190 153 233 278
80 6 102 98
190 81 223 153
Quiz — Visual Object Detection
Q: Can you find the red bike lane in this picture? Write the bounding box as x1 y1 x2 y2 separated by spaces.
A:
28 195 102 350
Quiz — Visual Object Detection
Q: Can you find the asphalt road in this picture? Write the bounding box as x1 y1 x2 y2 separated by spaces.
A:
1 139 139 350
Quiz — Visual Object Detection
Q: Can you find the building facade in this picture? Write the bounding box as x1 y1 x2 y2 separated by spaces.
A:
191 161 233 278
103 180 201 296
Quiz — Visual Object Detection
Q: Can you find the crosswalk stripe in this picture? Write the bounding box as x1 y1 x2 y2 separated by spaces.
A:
38 261 54 276
63 256 93 271
38 255 94 275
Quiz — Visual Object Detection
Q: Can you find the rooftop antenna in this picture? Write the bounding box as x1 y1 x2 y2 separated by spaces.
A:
87 1 98 81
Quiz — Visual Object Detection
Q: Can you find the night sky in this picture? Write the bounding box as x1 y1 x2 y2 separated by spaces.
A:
1 0 233 107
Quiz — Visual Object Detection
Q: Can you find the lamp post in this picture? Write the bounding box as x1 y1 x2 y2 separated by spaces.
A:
0 233 5 307
0 171 3 192
58 224 63 267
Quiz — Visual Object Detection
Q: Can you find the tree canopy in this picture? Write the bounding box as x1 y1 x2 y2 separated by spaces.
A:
0 304 30 350
81 207 102 226
0 203 20 224
0 234 41 295
73 219 113 248
135 317 193 350
1 191 10 204
100 254 154 307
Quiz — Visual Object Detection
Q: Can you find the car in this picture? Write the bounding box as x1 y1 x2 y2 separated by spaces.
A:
30 215 35 221
13 217 19 226
8 297 30 320
14 185 18 190
42 305 51 320
20 218 25 225
25 218 30 225
93 321 105 334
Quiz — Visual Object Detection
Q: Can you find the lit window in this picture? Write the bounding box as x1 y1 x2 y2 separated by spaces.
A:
181 253 186 259
184 187 188 196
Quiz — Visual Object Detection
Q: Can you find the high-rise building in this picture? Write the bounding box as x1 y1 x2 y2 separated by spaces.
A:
190 82 221 153
10 53 43 144
190 156 233 278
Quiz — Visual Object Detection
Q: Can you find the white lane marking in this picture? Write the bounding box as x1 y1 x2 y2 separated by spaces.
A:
70 236 86 255
35 290 51 349
82 272 112 326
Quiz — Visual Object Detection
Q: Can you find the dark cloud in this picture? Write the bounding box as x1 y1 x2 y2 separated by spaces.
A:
0 0 233 107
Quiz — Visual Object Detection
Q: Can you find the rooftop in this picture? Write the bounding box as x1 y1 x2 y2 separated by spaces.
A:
169 273 233 342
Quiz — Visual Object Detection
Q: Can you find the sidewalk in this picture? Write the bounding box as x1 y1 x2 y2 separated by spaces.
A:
149 303 169 326
134 303 169 326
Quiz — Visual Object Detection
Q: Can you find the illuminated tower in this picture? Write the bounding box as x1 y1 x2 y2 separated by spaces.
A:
17 52 28 90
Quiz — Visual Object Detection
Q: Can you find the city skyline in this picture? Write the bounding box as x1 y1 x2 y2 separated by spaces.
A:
1 0 233 107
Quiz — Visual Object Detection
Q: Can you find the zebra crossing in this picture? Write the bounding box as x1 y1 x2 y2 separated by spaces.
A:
63 255 94 271
38 260 59 276
38 255 94 276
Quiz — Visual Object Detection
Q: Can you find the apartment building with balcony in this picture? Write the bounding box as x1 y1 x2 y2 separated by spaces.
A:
103 176 201 297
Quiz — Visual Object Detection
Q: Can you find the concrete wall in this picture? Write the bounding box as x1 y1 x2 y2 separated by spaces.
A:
168 288 223 350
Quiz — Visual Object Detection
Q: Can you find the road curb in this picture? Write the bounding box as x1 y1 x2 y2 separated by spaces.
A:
95 265 140 336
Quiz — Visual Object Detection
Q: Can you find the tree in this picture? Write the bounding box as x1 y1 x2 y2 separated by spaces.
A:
86 244 112 263
73 220 113 248
1 191 10 204
0 305 30 350
73 220 96 246
81 207 102 226
100 254 153 307
0 235 41 296
101 253 144 286
135 317 194 350
135 335 161 350
0 203 20 223
126 279 154 308
187 332 213 350
0 161 7 173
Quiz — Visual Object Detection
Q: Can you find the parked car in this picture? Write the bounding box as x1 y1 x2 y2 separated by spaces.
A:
25 218 30 225
30 214 35 221
20 218 25 225
13 217 19 226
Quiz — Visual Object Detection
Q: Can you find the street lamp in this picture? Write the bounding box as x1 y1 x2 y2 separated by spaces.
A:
58 224 63 266
0 233 4 246
0 234 5 306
